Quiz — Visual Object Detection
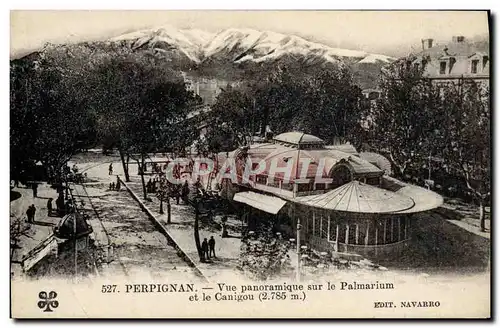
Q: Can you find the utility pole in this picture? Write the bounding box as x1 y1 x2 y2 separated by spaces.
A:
74 207 78 278
428 151 432 190
296 217 301 281
64 161 78 278
294 133 305 282
68 181 78 279
250 98 256 145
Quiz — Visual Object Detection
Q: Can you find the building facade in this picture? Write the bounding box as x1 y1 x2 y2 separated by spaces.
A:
219 132 443 260
412 36 489 86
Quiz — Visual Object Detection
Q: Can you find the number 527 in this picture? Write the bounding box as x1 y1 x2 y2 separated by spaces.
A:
101 285 117 293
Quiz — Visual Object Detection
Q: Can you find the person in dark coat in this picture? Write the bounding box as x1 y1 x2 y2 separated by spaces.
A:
27 204 36 223
32 183 38 198
201 238 209 261
109 163 113 175
181 180 190 202
47 198 53 216
115 176 121 191
26 206 32 223
31 205 36 222
208 236 216 258
56 195 64 216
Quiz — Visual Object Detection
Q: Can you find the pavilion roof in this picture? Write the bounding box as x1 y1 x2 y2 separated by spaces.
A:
295 180 415 214
294 177 444 215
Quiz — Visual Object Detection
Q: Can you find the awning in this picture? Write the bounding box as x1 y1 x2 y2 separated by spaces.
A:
233 191 287 214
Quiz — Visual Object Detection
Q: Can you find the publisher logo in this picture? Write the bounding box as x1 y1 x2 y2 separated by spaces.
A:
38 291 59 312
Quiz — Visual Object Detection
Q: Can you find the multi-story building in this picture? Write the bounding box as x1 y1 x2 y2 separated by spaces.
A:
411 36 489 86
182 72 241 105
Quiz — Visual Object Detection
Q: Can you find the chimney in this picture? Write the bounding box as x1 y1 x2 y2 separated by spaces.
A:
421 38 434 50
452 35 466 43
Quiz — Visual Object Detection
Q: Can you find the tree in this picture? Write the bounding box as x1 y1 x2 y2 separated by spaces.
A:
10 214 32 261
258 64 363 144
203 63 364 149
10 53 96 182
186 182 204 262
87 53 198 190
208 87 255 148
439 80 490 231
156 175 172 224
369 57 442 179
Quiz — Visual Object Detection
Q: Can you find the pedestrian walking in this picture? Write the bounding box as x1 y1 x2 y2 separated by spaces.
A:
56 195 64 216
47 198 53 216
116 175 121 191
31 205 36 222
26 206 32 223
26 204 36 223
202 238 209 261
181 180 189 201
31 183 38 198
209 236 216 258
109 163 113 175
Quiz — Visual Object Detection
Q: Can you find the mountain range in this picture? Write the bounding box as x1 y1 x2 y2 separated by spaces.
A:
109 25 395 88
111 26 394 65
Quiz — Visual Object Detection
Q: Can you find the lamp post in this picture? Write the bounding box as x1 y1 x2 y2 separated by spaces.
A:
296 221 301 281
428 151 432 190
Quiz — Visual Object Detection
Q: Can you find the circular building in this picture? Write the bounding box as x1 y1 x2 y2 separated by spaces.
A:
219 132 443 260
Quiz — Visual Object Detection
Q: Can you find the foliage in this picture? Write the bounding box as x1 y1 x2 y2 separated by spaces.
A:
238 226 292 281
10 53 96 180
367 56 490 229
11 42 200 182
368 57 442 178
203 63 364 150
439 80 490 201
86 52 198 155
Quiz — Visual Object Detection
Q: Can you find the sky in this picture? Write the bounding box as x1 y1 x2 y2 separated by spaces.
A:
10 10 489 59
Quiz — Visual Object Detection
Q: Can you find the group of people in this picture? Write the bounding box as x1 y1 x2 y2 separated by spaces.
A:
201 236 216 261
146 178 159 193
49 195 74 217
26 204 36 223
109 175 121 191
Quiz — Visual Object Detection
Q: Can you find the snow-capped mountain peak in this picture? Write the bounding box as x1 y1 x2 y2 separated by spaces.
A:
109 26 395 66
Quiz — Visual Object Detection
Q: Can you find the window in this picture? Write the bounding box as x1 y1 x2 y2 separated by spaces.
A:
314 183 326 191
321 216 328 239
483 56 489 69
297 183 311 192
439 62 447 74
313 214 321 237
366 177 380 186
268 177 280 188
256 175 267 184
449 57 456 73
330 165 352 188
471 59 479 74
422 58 428 69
